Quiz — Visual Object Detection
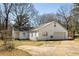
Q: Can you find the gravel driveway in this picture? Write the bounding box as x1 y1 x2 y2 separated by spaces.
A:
16 41 79 56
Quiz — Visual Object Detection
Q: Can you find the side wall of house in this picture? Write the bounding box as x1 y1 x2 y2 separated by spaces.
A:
38 22 55 40
53 23 68 39
19 31 29 39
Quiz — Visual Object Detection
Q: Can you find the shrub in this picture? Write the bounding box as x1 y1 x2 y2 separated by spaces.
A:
3 41 15 51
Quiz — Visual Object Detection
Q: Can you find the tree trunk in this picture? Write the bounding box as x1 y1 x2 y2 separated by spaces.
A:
5 15 8 29
4 14 8 48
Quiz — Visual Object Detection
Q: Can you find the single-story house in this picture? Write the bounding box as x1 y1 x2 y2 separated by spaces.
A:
29 21 68 40
12 21 72 40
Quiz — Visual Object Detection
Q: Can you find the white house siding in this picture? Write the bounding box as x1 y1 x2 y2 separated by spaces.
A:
38 22 54 40
53 23 68 39
30 21 68 40
12 31 29 39
19 31 29 39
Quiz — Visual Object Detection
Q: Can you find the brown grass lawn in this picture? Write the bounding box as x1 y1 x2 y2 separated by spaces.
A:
13 40 61 47
16 38 79 56
0 40 32 56
0 40 48 56
75 37 79 43
0 39 61 56
0 40 39 56
0 38 79 56
0 40 44 47
13 40 44 47
0 49 31 56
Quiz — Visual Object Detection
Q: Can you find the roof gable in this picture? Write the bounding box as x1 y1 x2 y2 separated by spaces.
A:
31 21 67 31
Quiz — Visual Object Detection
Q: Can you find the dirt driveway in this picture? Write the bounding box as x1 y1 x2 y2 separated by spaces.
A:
16 41 79 56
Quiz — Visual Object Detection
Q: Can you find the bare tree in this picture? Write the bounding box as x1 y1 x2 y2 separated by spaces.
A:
57 6 76 38
0 3 14 50
12 3 38 29
57 7 72 30
0 6 5 30
72 3 79 33
2 3 13 29
39 14 57 25
0 7 2 30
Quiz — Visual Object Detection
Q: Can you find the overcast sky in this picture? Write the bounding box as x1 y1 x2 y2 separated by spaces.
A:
33 3 73 15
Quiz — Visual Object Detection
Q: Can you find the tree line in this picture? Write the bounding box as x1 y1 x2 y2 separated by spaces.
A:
38 3 79 34
0 3 38 31
0 3 79 34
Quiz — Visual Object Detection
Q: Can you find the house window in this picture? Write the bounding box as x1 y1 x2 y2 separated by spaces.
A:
42 32 48 36
35 32 38 37
31 33 33 37
35 32 36 36
36 32 38 37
